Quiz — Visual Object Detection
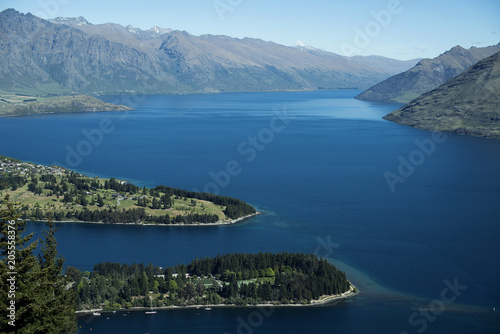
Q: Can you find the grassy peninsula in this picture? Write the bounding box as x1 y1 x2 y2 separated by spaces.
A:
70 252 355 312
0 94 132 117
0 155 256 225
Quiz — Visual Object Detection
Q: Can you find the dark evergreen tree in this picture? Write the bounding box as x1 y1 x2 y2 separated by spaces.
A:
0 196 77 333
97 194 104 207
152 197 160 210
33 218 77 333
0 196 42 332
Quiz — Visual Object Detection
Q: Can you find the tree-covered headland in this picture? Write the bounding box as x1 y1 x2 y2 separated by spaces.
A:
69 252 353 311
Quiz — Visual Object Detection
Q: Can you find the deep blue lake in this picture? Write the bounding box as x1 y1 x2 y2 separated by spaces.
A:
1 91 499 333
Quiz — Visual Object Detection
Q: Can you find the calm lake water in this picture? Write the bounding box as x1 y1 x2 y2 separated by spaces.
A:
1 91 499 333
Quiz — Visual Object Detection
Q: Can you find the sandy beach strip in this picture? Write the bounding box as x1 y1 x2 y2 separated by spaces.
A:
76 284 358 315
33 211 261 227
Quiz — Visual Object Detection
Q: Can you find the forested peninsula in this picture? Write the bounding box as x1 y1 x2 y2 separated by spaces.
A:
1 206 355 331
69 252 355 312
0 155 257 225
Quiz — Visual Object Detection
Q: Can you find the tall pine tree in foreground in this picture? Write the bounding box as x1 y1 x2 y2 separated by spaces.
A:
0 194 39 332
33 216 77 333
0 195 76 333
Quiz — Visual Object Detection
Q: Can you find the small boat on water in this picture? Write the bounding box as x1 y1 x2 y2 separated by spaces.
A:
145 296 157 314
92 312 101 316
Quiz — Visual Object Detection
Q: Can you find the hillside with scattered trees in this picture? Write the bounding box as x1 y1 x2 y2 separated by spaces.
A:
0 155 256 225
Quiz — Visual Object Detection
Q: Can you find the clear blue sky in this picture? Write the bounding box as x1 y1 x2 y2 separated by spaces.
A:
2 0 499 60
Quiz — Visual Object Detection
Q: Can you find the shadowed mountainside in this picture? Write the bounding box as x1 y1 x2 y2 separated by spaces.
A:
356 43 500 103
383 51 500 138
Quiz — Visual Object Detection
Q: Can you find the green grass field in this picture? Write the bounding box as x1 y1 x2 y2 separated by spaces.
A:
3 173 227 223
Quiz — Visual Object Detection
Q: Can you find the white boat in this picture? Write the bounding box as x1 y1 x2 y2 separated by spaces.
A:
145 296 157 314
92 312 101 316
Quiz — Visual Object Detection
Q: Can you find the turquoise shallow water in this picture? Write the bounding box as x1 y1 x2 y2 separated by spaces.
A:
1 91 499 333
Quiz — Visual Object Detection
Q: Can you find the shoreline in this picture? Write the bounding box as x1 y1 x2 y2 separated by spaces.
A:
31 211 261 227
76 284 358 315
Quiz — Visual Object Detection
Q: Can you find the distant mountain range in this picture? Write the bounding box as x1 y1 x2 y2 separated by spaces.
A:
0 9 419 96
383 51 500 138
49 16 173 47
356 43 500 103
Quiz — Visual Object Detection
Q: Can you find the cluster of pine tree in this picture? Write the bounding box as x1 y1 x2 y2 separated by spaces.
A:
67 252 351 311
71 207 147 224
145 213 220 225
153 186 256 219
0 173 28 191
65 173 139 194
66 208 219 225
187 252 351 302
0 196 77 333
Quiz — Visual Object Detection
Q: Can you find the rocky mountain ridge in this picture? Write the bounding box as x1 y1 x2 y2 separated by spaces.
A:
0 8 419 96
356 43 500 103
383 51 500 138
